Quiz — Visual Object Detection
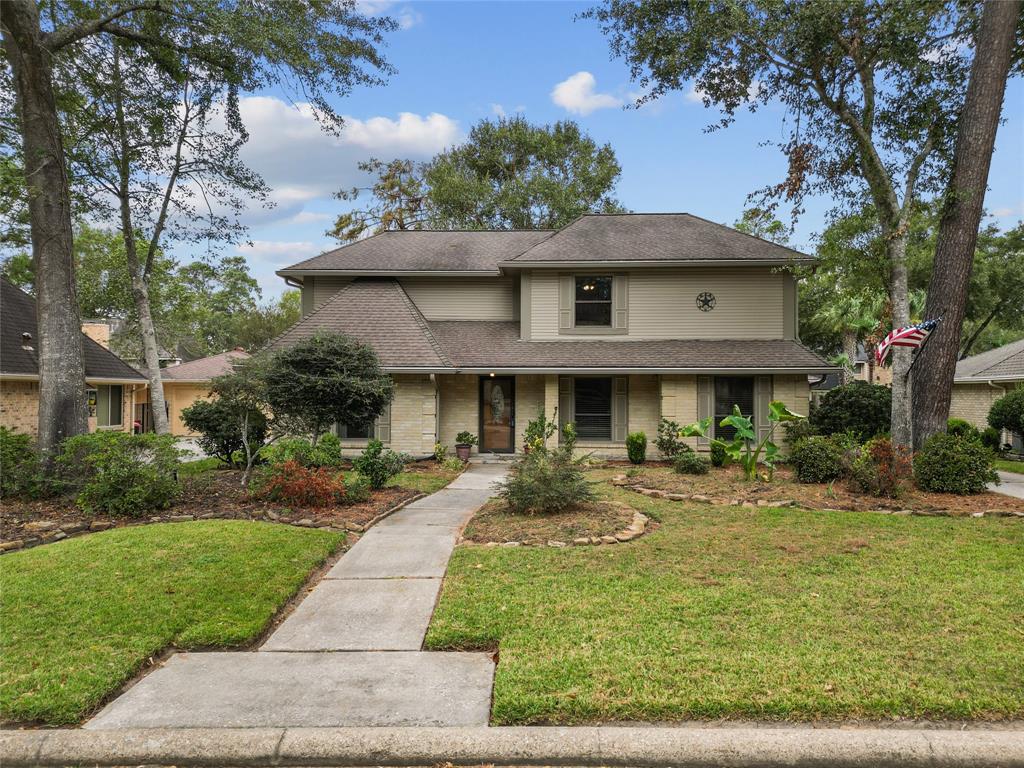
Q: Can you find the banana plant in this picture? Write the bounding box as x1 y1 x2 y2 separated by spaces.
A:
679 401 804 481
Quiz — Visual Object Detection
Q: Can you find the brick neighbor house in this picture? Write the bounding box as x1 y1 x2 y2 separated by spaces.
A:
952 337 1024 454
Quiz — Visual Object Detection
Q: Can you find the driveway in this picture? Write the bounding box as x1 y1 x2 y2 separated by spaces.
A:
990 470 1024 500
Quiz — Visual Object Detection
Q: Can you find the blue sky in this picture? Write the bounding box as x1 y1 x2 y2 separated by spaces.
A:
227 0 1024 299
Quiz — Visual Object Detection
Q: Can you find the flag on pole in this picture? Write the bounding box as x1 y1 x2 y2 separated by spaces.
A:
876 319 940 365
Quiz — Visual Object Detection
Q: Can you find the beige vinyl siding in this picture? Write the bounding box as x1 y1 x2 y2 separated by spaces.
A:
301 277 352 316
399 277 515 321
530 267 785 340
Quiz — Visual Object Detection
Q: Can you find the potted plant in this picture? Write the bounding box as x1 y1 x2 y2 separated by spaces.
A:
455 431 478 461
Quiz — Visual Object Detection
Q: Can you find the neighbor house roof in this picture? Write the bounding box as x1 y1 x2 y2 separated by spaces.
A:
504 213 811 266
161 349 249 383
954 338 1024 383
0 278 146 383
266 279 452 368
277 230 555 276
268 279 833 373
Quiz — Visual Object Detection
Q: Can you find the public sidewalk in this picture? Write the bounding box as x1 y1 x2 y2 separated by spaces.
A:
84 463 508 730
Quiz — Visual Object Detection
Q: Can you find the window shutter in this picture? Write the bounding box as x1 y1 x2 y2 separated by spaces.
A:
696 376 712 447
612 376 628 442
374 402 392 444
558 274 573 330
755 376 772 444
613 273 628 332
558 376 573 431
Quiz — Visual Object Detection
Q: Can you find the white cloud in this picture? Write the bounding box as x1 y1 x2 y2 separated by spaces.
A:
491 103 506 118
490 103 525 119
990 202 1024 218
551 71 622 116
357 1 422 29
685 86 706 104
289 211 333 225
237 239 324 266
685 80 761 105
395 6 422 29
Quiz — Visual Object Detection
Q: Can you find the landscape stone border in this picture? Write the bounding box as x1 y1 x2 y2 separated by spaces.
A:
611 474 1024 519
466 502 650 548
0 492 426 556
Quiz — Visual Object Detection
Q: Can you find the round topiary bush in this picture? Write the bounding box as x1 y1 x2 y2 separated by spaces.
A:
626 431 647 464
809 382 891 441
790 436 845 484
913 433 998 495
946 418 980 440
988 388 1024 438
673 451 710 475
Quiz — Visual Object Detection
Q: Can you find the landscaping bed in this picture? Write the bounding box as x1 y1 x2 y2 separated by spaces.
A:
0 459 461 551
618 464 1023 516
461 498 645 546
0 520 343 726
427 473 1024 724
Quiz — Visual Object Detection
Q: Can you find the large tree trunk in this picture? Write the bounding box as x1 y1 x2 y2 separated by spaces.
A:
1 0 88 457
840 330 857 385
912 0 1021 450
887 234 914 448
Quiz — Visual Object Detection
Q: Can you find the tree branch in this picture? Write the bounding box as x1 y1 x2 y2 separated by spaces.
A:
43 2 162 51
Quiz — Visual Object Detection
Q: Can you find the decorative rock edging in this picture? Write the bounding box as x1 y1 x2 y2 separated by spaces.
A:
469 504 650 548
611 474 1024 519
0 492 426 556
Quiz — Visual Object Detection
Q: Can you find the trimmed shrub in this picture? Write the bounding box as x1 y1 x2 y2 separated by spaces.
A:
790 436 845 484
261 434 343 468
848 437 913 498
352 439 410 489
655 418 686 458
914 433 997 495
499 446 593 514
57 433 181 516
783 417 815 446
523 411 557 453
180 397 267 466
988 388 1024 437
626 432 647 464
946 418 980 441
673 451 710 475
981 426 1002 452
709 441 727 467
810 382 891 441
251 459 368 507
0 427 42 498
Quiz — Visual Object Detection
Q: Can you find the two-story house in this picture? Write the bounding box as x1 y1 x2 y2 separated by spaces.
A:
270 213 835 457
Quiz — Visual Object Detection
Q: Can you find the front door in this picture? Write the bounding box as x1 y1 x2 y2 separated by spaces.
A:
480 376 515 453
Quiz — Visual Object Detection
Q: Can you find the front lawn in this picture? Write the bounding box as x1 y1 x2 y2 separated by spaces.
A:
426 471 1024 723
995 458 1024 475
0 521 343 725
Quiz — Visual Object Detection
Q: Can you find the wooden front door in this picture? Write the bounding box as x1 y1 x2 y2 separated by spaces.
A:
480 376 515 453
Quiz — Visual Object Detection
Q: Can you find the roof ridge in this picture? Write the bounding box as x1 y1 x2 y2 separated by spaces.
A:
391 280 453 368
678 211 809 259
257 279 361 353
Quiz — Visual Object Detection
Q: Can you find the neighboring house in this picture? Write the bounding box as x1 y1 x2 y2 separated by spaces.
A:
134 348 250 435
952 338 1024 453
271 213 836 458
0 278 147 436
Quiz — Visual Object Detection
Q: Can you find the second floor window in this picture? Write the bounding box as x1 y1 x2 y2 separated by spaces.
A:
575 276 612 326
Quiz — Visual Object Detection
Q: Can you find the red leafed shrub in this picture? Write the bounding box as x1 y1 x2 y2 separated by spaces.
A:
253 460 348 507
849 437 914 498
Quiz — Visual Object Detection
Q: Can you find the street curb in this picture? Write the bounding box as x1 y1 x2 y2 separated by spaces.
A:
3 726 1023 767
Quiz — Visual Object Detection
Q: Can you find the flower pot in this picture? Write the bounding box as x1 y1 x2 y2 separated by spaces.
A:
456 444 471 461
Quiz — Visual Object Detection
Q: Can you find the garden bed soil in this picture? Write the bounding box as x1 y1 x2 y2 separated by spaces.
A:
1 460 454 550
462 499 638 545
622 464 1024 516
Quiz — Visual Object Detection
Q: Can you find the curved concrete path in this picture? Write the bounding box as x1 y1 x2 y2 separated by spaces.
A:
86 463 508 730
991 470 1024 501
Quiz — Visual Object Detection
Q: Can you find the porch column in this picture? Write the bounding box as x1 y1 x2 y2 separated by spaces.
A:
544 374 559 448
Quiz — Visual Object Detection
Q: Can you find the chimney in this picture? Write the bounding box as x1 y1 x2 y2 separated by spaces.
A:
81 321 111 349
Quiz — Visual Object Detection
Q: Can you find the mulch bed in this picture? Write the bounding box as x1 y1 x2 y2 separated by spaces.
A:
461 498 642 546
0 461 451 552
620 464 1024 516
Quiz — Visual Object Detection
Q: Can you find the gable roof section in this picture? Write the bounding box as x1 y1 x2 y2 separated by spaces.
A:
162 349 250 382
266 278 452 369
0 278 146 382
506 213 811 265
278 230 555 276
955 338 1024 382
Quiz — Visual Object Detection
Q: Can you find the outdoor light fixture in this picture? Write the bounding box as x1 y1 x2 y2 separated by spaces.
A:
489 372 495 377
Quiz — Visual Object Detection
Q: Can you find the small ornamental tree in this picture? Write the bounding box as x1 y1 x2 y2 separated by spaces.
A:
181 397 268 467
988 388 1024 440
263 333 393 443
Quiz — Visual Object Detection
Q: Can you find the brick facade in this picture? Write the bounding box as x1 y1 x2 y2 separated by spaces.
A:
0 380 137 437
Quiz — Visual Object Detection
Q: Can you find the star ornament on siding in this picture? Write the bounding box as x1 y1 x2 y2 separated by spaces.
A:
696 292 716 312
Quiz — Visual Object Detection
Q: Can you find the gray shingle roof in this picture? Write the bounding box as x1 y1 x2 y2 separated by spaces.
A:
162 349 249 381
279 230 555 275
955 338 1024 382
428 321 833 371
507 213 811 264
1 278 146 382
266 279 452 368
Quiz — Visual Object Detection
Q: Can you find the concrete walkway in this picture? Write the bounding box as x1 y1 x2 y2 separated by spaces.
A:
991 470 1024 501
86 463 508 730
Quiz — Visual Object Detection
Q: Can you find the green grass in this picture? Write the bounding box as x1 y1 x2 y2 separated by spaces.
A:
427 473 1024 724
0 521 343 725
177 456 224 477
386 467 462 494
994 458 1024 474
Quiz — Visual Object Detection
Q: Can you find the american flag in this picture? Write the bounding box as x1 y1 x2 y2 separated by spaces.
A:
876 319 940 365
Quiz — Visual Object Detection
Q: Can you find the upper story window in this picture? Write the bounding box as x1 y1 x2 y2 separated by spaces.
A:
574 276 613 326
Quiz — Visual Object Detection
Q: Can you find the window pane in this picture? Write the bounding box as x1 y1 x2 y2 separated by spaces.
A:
575 276 612 302
714 377 754 441
574 378 612 440
341 422 372 439
575 301 612 326
96 386 109 426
